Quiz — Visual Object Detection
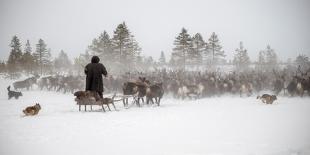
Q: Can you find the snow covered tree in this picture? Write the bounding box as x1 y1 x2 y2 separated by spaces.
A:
54 50 72 72
158 51 166 66
33 39 52 75
172 28 192 69
206 32 226 65
189 33 205 66
233 42 250 71
7 35 23 74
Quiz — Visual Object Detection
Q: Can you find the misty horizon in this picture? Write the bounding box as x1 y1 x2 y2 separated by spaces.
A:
1 0 310 62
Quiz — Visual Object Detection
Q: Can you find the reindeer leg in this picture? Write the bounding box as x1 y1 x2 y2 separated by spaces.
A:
133 96 139 107
122 98 126 107
136 99 141 107
107 104 111 111
91 105 93 111
157 97 161 106
112 102 117 111
101 105 106 112
79 105 81 111
84 105 86 111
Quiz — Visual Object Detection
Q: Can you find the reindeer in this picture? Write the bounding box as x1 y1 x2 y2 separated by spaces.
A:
122 82 138 107
122 77 149 107
146 82 164 106
13 75 39 90
239 82 253 97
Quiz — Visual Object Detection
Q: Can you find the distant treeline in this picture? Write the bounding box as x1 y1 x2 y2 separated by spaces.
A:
0 22 309 78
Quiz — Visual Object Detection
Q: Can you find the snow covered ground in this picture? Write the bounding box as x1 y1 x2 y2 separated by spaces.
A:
0 78 310 155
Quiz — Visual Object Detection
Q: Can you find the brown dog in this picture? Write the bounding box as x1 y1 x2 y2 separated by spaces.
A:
23 103 41 116
257 94 277 104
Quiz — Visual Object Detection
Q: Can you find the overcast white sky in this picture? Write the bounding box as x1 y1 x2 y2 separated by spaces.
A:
0 0 309 62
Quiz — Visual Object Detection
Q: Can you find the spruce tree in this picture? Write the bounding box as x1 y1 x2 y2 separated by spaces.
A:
33 39 51 75
88 31 114 63
172 28 192 70
190 33 205 66
54 50 72 72
127 35 141 69
255 45 278 71
73 51 91 74
22 40 35 74
159 51 166 65
264 45 278 69
233 42 250 71
206 32 225 65
255 50 265 71
112 22 131 68
112 22 141 72
7 35 23 74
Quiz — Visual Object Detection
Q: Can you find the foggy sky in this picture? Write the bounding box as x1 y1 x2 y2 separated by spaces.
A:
0 0 310 62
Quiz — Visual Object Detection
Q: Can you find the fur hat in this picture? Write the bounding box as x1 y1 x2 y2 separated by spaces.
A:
91 56 100 63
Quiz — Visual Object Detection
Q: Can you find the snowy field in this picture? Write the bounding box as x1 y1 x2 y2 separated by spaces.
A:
0 78 310 155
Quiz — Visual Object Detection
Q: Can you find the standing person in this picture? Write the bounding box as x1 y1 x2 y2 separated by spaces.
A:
84 56 107 99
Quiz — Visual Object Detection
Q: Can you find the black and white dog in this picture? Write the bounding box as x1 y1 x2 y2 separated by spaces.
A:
7 86 22 100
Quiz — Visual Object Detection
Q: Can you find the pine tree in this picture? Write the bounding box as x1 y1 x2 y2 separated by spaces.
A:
88 31 115 63
172 28 192 69
169 52 178 67
21 40 35 74
144 56 154 69
7 35 23 74
127 35 141 69
206 32 225 65
81 51 91 65
54 50 72 72
33 39 52 75
264 45 278 70
159 51 166 66
233 42 250 71
190 33 205 66
112 22 141 72
255 45 278 71
112 22 131 68
255 50 265 71
73 51 91 74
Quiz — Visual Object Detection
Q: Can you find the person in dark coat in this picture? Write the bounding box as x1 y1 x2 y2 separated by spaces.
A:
84 56 107 99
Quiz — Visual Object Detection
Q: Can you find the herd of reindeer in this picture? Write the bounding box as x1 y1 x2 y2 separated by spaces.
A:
9 67 310 108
